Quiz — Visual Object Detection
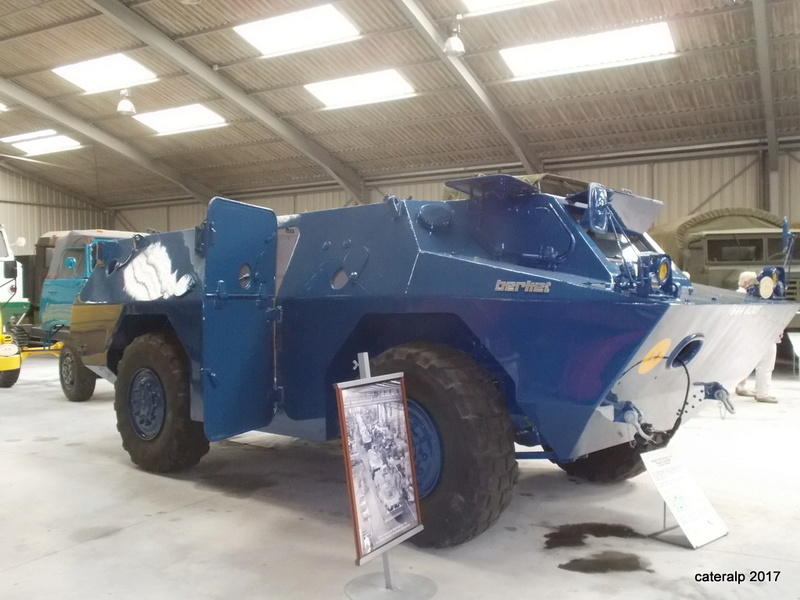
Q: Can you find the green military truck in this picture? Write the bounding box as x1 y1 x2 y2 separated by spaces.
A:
649 207 800 340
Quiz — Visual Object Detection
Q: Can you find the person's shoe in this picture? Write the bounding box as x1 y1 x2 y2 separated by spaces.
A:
735 386 755 397
756 395 778 403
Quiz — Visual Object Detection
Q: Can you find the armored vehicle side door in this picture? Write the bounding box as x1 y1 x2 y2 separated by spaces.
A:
202 198 278 440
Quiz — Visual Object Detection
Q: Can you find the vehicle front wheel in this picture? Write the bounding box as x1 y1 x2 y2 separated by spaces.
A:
0 367 20 388
371 342 517 548
59 340 96 402
115 333 208 472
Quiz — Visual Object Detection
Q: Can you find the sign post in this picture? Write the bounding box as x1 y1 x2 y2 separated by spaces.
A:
337 353 436 599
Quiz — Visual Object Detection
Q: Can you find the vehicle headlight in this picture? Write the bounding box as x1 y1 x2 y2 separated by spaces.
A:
0 343 20 357
655 256 671 286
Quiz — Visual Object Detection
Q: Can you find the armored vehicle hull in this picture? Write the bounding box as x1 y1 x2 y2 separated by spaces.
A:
70 174 796 547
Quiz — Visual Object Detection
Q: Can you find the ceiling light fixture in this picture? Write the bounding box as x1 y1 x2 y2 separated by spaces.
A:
463 0 558 16
117 88 136 115
443 14 465 57
133 103 227 135
234 5 360 58
500 22 676 80
305 69 416 109
52 53 157 94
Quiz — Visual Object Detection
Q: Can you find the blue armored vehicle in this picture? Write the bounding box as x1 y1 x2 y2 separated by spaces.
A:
69 174 796 548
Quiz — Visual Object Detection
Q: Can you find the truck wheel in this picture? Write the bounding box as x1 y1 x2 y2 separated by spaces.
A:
60 340 97 402
0 368 20 388
371 342 517 548
554 442 649 483
115 333 209 473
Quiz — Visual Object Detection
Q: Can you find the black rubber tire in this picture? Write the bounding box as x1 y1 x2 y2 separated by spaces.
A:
0 367 20 388
59 340 97 402
115 333 209 473
554 441 650 483
371 342 517 548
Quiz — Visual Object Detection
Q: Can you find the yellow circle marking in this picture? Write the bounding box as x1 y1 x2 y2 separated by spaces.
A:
638 338 671 374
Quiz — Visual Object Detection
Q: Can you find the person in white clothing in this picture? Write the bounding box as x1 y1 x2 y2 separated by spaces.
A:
734 271 779 403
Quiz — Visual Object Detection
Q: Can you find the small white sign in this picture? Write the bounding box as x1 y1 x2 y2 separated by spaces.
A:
641 447 728 548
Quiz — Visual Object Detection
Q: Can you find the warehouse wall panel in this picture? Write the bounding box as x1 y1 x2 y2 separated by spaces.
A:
168 204 207 231
0 166 108 254
780 152 800 225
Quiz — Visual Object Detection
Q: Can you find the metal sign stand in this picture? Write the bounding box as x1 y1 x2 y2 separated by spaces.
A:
343 353 437 600
641 447 728 549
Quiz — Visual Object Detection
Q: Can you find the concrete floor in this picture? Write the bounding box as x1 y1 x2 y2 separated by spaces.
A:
1 355 799 600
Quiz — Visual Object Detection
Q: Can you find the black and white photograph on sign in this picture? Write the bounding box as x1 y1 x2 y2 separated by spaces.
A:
335 375 422 563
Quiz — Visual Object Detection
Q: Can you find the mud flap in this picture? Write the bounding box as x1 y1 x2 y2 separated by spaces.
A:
202 198 278 440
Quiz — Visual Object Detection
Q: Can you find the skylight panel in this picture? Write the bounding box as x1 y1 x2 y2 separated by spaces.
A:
234 4 360 58
305 69 415 109
52 53 157 93
0 102 8 111
133 104 226 135
463 0 557 16
11 135 81 156
500 22 676 80
0 129 58 144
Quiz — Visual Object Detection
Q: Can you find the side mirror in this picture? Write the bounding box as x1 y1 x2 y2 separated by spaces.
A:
3 260 17 279
65 256 77 273
582 183 610 234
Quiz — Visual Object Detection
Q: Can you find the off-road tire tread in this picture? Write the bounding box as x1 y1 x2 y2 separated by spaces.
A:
0 367 20 388
372 342 517 548
60 339 96 402
115 333 209 473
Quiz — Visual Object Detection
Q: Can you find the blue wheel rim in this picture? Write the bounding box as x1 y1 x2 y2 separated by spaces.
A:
129 368 166 440
407 399 443 498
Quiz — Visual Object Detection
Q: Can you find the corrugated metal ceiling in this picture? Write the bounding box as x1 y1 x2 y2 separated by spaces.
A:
0 0 797 207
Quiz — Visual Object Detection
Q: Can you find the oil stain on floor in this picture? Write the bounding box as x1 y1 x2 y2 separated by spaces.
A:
545 522 643 549
544 523 653 574
559 550 653 574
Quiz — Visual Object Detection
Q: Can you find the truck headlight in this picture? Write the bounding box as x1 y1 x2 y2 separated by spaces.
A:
0 343 20 357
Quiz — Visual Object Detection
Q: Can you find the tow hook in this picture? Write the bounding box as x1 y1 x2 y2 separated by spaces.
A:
698 382 735 415
623 409 653 443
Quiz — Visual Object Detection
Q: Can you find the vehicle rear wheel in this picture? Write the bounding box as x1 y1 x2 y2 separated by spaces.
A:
371 342 517 548
0 367 20 388
59 340 96 402
554 441 650 483
115 333 209 472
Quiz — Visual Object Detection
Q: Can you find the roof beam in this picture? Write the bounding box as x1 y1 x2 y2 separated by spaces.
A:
86 0 366 203
752 0 779 171
392 0 541 172
0 75 217 202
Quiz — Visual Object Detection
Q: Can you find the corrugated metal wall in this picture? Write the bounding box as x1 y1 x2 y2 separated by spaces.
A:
559 154 763 227
11 151 800 239
0 166 109 254
780 151 800 225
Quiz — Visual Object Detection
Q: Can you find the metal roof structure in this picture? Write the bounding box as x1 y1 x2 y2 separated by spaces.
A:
0 0 797 208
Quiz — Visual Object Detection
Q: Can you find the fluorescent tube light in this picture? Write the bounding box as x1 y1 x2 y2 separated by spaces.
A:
52 53 157 93
12 135 81 156
305 69 415 109
234 5 360 58
133 104 226 135
500 22 676 80
1 129 58 144
463 0 557 16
